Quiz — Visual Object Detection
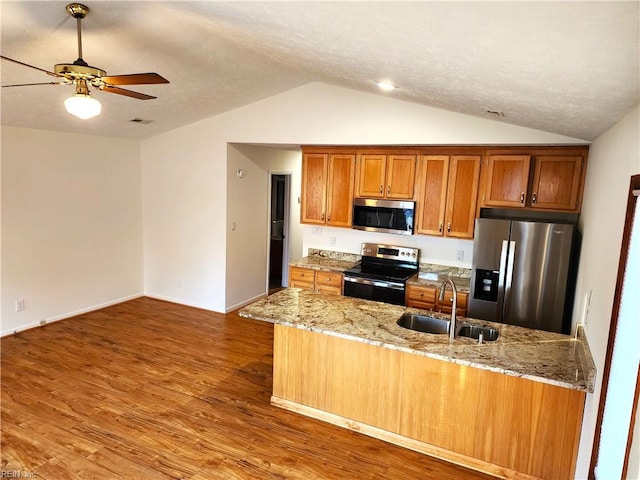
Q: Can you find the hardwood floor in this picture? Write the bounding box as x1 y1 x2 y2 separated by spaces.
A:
1 297 498 480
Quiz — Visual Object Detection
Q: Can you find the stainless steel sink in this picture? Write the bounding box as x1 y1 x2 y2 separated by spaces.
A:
396 313 450 335
457 324 499 342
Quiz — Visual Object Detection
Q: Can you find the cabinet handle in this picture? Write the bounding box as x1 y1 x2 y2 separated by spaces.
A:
387 185 391 194
532 192 537 205
321 212 325 220
520 192 525 205
438 223 443 233
379 185 383 193
447 223 452 233
327 214 331 223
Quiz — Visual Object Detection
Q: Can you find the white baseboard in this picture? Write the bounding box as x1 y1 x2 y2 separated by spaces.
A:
224 292 267 313
1 292 144 337
143 292 222 313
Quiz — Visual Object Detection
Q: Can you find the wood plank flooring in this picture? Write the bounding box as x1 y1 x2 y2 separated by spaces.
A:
1 297 498 480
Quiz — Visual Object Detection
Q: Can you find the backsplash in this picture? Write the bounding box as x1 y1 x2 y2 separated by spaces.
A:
419 263 471 279
307 248 360 263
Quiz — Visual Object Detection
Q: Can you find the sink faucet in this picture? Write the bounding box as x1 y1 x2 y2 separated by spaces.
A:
439 278 457 340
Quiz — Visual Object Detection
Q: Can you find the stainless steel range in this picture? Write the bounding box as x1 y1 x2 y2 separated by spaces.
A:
343 243 420 305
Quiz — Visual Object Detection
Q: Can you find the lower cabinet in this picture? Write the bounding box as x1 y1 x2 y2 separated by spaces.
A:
289 266 343 295
406 284 468 316
272 325 585 480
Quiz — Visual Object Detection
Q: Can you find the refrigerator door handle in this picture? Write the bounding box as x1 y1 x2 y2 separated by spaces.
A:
504 240 517 316
496 240 509 322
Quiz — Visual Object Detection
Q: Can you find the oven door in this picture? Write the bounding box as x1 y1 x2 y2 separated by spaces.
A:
343 276 406 305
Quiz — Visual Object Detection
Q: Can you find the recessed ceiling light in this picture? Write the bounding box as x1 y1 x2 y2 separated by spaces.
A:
376 81 397 91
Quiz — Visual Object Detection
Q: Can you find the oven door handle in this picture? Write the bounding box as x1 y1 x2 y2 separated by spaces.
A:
343 276 405 291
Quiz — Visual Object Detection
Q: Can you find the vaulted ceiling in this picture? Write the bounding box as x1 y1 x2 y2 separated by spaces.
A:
1 1 638 141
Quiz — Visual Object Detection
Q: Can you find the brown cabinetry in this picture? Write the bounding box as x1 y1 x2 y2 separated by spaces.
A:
301 152 355 227
357 154 416 199
289 266 343 295
406 284 468 317
416 155 480 238
480 149 587 212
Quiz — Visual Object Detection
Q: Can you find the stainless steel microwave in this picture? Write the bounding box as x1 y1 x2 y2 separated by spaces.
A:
352 198 415 235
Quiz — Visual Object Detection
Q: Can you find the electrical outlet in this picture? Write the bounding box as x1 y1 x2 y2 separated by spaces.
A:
456 250 465 261
330 237 336 246
15 298 25 312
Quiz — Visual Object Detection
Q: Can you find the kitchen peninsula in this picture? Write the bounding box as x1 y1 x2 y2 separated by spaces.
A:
240 288 595 480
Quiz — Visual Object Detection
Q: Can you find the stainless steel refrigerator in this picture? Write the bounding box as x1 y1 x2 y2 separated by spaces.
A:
468 218 575 333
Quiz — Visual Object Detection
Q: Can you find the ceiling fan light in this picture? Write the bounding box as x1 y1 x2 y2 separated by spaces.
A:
64 93 101 119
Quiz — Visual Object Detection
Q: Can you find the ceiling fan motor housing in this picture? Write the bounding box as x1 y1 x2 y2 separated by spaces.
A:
66 3 89 19
54 63 106 81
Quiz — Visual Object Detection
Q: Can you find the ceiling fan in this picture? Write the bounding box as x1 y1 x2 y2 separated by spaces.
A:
1 2 169 119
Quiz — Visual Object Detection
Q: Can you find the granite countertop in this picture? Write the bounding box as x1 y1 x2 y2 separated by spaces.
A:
239 288 596 393
291 250 472 292
408 272 471 293
289 255 358 272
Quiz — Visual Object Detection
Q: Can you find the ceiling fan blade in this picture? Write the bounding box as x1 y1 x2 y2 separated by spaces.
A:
101 85 157 100
1 55 63 78
101 73 169 85
3 81 68 87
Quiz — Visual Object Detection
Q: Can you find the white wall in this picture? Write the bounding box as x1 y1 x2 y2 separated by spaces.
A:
303 224 474 268
141 121 226 310
572 105 640 479
141 82 585 313
225 144 303 310
1 126 143 335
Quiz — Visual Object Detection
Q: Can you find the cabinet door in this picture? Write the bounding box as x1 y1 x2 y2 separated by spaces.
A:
357 154 387 198
483 155 531 208
326 154 356 227
529 155 583 211
386 155 417 199
416 155 449 236
301 154 327 224
444 155 481 239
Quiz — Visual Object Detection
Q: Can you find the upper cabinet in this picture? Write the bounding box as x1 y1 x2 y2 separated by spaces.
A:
301 152 355 227
357 153 416 199
479 148 587 212
301 145 589 232
416 154 481 239
529 155 584 210
481 154 531 208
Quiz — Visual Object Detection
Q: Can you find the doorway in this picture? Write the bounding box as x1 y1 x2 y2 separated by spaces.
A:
269 174 290 292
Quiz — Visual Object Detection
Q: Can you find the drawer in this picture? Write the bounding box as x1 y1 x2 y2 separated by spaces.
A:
437 291 468 316
407 285 437 303
316 271 343 287
290 267 316 284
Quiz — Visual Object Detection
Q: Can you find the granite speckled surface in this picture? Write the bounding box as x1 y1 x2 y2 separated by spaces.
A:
239 288 596 393
408 273 471 293
290 251 472 291
289 250 358 272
